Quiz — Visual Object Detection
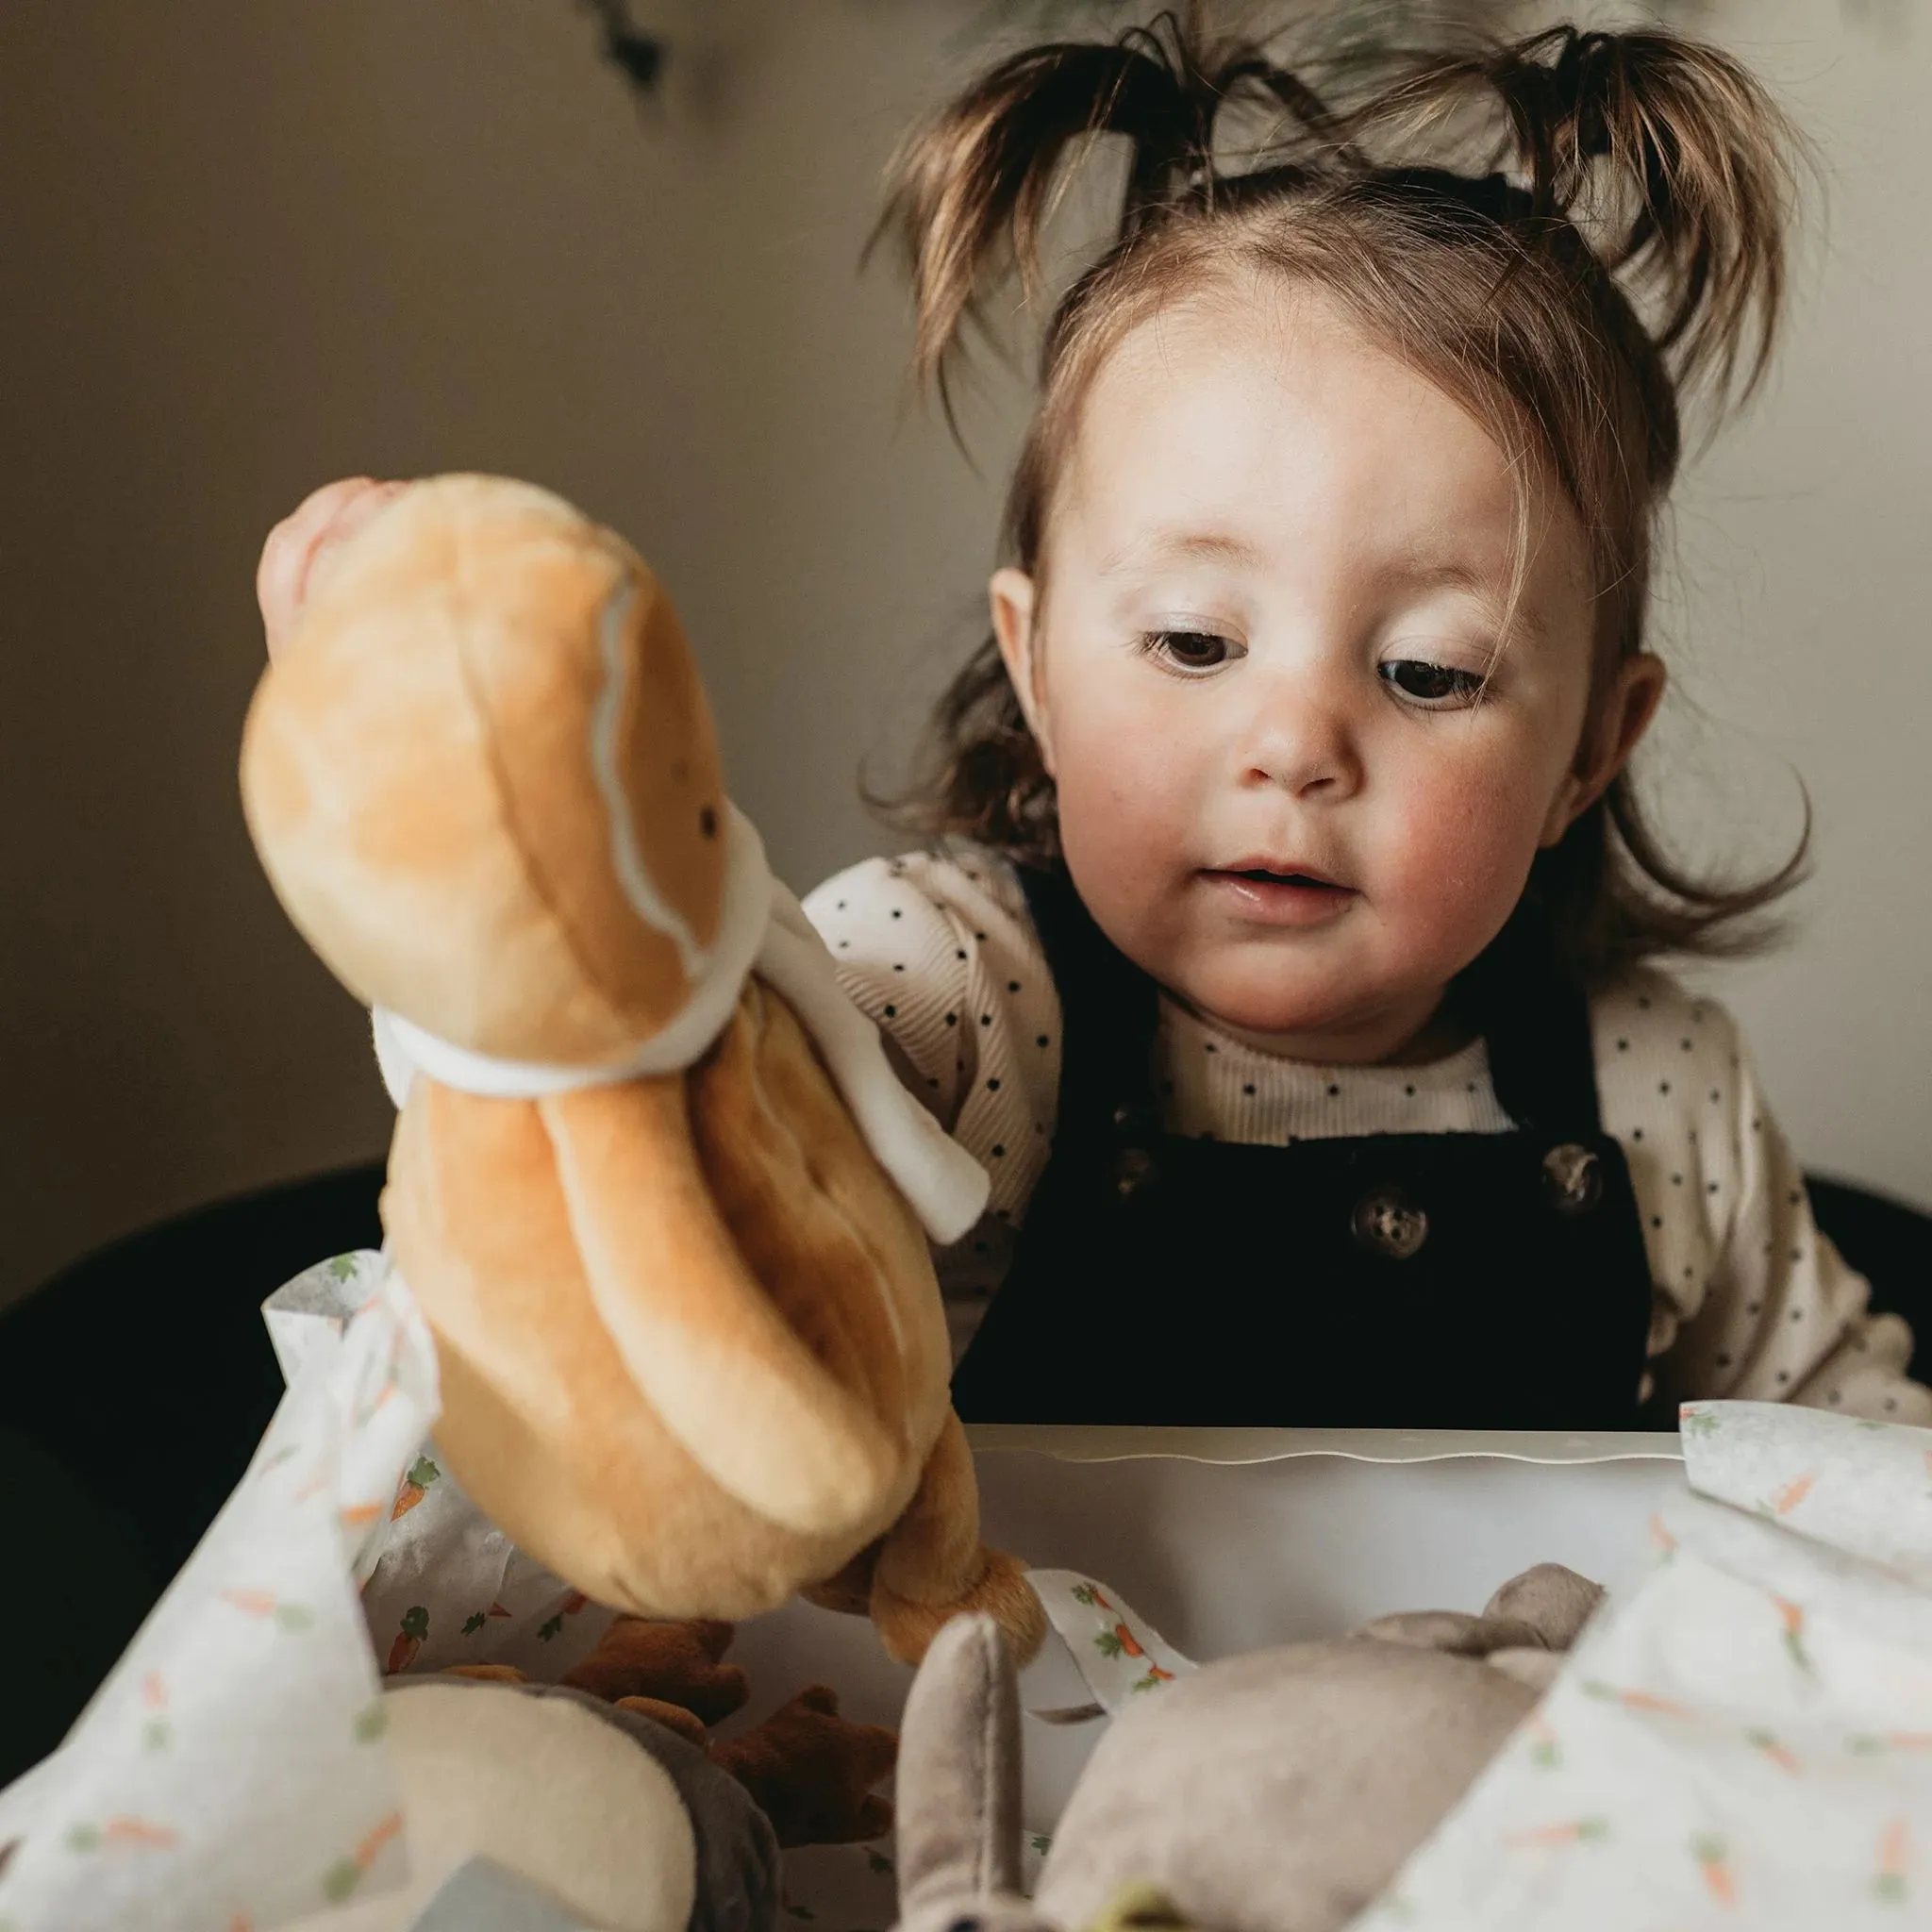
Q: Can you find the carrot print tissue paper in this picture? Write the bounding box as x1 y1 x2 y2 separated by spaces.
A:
1356 1402 1932 1929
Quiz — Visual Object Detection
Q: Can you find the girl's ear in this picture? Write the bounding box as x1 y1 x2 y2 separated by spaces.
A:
991 567 1055 776
1540 653 1668 847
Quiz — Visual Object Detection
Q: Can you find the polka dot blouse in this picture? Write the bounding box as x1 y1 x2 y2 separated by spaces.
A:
803 842 1932 1424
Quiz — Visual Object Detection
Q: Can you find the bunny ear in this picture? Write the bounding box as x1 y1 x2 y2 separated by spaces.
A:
896 1615 1024 1912
1480 1563 1606 1651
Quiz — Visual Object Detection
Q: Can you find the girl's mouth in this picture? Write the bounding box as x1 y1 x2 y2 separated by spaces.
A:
1201 865 1357 926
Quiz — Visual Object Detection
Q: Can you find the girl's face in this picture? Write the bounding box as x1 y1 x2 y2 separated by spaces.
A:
992 285 1664 1063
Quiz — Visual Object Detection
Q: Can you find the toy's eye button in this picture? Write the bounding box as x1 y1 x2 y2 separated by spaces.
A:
699 806 718 839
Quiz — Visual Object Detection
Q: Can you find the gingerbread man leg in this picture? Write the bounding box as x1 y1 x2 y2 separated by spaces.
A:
867 1409 1046 1668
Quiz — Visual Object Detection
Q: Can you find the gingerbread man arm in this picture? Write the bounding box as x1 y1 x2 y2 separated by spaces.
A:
541 1079 903 1541
870 1409 1047 1668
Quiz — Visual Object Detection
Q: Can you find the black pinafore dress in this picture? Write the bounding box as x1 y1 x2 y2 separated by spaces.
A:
949 867 1657 1429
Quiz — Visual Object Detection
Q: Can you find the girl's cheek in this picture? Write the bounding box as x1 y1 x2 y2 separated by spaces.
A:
1380 751 1550 961
1048 680 1202 908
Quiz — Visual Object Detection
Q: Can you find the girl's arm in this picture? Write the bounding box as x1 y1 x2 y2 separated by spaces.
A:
802 848 1060 1357
1609 982 1932 1423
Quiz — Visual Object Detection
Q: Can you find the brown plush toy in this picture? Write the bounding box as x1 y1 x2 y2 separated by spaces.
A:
241 474 1045 1669
460 1615 898 1850
561 1616 754 1731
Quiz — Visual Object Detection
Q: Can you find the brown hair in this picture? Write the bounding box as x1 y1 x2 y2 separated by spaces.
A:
877 16 1807 983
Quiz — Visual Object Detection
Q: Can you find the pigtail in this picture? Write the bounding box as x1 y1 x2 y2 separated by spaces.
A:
1363 25 1799 408
878 14 1347 411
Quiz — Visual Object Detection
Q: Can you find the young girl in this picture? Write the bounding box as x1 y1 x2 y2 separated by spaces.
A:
797 18 1931 1431
258 22 1928 1434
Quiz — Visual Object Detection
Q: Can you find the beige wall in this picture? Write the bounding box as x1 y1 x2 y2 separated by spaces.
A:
1 0 1925 1308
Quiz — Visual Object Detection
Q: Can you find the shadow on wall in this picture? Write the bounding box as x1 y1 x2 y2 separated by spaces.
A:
0 0 1029 1307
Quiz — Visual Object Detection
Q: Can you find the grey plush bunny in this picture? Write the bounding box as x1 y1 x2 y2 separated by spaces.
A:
891 1565 1603 1932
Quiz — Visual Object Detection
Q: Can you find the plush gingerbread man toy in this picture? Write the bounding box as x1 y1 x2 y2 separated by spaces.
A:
242 474 1044 1668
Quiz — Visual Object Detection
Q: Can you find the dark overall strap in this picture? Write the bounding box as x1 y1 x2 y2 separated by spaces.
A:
1016 863 1163 1141
1454 901 1606 1140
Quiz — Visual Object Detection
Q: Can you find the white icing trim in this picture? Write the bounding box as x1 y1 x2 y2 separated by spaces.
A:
372 802 990 1245
587 572 708 981
375 802 768 1100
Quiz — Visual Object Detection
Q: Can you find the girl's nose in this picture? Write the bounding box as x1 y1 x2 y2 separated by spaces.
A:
1232 672 1364 800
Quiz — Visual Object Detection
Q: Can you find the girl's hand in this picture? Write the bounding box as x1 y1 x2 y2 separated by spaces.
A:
256 476 407 660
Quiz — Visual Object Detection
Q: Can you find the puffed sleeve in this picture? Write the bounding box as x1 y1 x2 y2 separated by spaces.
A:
803 846 1063 1355
1642 1000 1932 1424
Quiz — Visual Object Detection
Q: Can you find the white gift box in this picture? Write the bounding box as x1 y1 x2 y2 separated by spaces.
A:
730 1424 1683 1818
724 1424 1681 1928
50 1243 1932 1932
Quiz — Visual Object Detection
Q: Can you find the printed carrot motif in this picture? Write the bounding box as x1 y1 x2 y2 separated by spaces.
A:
142 1681 172 1749
1581 1679 1692 1720
1692 1833 1736 1907
1131 1667 1175 1692
357 1813 403 1866
1874 1817 1912 1905
537 1613 565 1641
1071 1583 1112 1611
105 1818 178 1849
62 1816 176 1846
1855 1734 1932 1755
461 1611 489 1636
391 1456 440 1521
1506 1816 1609 1849
1647 1513 1678 1557
220 1589 315 1631
1096 1624 1145 1660
1770 1473 1817 1516
488 1601 512 1619
387 1606 430 1674
339 1502 382 1529
321 1811 405 1904
1527 1717 1561 1769
1745 1728 1800 1774
560 1590 589 1615
1771 1596 1812 1673
67 1817 179 1853
230 1914 254 1932
1681 1407 1720 1438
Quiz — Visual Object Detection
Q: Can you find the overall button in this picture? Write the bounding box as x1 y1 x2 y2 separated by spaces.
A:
1114 1146 1158 1199
1353 1186 1428 1259
1542 1142 1604 1214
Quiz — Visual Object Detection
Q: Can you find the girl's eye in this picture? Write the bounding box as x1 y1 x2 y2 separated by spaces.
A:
1379 658 1487 707
1140 629 1241 674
